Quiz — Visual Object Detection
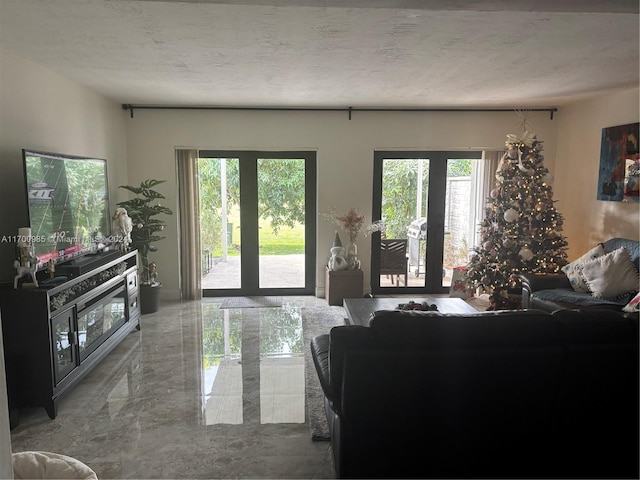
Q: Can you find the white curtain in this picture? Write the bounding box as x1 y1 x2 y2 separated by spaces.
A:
176 148 202 300
469 151 502 250
482 150 502 199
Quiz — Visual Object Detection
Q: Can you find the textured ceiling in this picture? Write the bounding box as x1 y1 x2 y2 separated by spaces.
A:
0 0 638 108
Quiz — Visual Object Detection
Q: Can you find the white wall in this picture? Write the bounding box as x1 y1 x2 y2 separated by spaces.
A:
0 47 128 474
555 87 640 258
0 48 129 283
125 108 559 297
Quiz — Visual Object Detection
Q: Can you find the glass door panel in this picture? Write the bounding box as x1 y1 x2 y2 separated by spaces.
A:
51 307 76 385
442 158 480 287
199 158 241 290
373 151 483 294
380 158 428 288
257 158 306 289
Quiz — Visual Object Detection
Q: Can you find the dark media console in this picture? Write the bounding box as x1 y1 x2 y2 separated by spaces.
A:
55 249 124 277
0 249 140 427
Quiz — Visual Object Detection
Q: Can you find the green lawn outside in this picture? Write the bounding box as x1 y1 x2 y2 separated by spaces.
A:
214 210 305 256
259 222 305 255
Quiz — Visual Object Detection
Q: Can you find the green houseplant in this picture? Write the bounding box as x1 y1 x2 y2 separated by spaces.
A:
117 179 173 313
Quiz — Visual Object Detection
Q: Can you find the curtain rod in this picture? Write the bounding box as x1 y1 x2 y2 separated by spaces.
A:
121 104 557 120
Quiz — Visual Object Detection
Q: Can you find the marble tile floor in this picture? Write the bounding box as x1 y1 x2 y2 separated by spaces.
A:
9 296 335 479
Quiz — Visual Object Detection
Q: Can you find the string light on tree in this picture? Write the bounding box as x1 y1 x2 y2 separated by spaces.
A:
467 130 568 309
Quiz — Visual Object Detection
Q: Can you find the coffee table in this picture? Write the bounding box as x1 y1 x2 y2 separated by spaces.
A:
343 297 478 326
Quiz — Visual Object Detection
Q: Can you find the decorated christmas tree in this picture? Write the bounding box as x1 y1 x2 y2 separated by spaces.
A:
467 131 569 309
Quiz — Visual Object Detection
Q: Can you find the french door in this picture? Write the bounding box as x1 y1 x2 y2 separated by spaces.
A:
371 151 484 294
199 151 316 296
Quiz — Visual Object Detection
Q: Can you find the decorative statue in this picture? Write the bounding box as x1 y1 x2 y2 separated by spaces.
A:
148 261 158 285
111 207 133 251
14 228 39 288
328 232 349 271
14 254 39 289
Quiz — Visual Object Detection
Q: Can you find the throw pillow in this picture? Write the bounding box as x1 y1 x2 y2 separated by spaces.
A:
561 243 606 293
622 292 640 313
581 247 640 299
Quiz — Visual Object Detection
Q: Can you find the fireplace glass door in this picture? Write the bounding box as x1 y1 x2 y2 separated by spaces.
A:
51 307 77 385
77 282 127 361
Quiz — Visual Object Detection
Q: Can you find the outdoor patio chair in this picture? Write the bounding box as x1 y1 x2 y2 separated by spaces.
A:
380 238 408 286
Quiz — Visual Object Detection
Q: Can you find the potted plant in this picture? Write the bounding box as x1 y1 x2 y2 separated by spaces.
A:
117 179 173 314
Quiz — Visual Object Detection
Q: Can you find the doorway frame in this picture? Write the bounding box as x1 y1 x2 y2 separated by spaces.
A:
199 150 317 296
371 150 482 295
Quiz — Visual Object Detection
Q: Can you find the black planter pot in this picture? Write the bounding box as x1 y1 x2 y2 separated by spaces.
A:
140 283 161 314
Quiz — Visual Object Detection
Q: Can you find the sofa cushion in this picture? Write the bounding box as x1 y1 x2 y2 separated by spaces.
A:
551 309 640 343
562 243 606 292
328 325 376 401
338 346 566 479
369 309 558 349
310 334 335 403
603 237 640 270
581 247 639 299
549 309 639 479
532 288 630 308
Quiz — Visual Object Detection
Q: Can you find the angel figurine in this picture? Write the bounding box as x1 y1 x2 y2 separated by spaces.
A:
111 207 133 251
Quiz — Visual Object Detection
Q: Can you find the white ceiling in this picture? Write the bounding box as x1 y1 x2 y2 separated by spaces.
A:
0 0 638 108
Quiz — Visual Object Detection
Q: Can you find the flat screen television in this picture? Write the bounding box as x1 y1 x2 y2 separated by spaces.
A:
22 149 111 270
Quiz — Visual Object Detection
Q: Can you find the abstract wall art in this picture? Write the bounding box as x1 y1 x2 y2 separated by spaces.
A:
597 122 639 202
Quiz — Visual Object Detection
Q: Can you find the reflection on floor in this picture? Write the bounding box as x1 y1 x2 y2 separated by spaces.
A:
200 302 305 425
9 296 333 479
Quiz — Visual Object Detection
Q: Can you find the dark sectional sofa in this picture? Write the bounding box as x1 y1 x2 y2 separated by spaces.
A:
521 237 639 313
310 308 639 479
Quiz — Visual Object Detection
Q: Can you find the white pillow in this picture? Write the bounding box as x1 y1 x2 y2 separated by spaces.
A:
561 244 606 293
581 247 640 299
12 451 98 480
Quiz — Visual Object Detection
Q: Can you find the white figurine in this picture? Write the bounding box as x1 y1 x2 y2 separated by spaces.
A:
328 232 349 271
14 251 39 289
112 207 133 251
14 228 39 288
148 261 158 285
